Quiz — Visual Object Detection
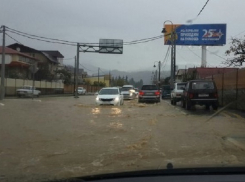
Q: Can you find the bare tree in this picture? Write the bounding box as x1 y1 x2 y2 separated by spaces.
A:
225 37 245 66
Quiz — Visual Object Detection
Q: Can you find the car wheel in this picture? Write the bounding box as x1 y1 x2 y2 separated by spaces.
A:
205 104 210 110
138 99 141 103
171 99 173 105
185 101 191 110
173 99 176 105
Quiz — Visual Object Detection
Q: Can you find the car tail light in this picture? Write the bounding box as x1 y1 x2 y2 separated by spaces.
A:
189 93 194 99
139 91 144 96
155 91 160 95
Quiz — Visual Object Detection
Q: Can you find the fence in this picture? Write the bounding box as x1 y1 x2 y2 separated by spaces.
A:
64 84 103 94
206 68 245 110
1 78 64 96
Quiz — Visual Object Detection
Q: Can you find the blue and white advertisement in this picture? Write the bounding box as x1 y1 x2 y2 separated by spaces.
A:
164 24 226 46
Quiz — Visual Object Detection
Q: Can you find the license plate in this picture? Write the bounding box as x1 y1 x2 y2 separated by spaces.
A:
145 93 154 95
198 94 209 97
103 101 111 104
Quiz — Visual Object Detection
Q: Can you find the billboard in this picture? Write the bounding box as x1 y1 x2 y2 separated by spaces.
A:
99 39 123 54
164 24 226 46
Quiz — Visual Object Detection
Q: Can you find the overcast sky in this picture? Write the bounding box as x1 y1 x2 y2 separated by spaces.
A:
1 0 244 74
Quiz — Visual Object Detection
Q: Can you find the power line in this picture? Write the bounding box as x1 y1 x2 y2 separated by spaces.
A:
6 33 22 45
6 26 165 46
161 45 171 69
6 26 169 47
79 63 96 72
6 27 78 44
197 0 210 17
206 49 226 61
187 47 202 58
7 30 77 46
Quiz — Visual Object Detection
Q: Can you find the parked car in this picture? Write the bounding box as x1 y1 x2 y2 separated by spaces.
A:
171 82 187 105
121 85 136 100
181 80 219 110
77 87 86 95
138 84 160 103
95 87 124 106
162 85 171 99
16 85 41 97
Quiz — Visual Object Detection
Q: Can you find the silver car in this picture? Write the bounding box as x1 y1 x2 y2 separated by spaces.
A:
120 85 135 100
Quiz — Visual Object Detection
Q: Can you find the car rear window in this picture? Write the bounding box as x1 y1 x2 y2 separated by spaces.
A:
191 82 215 89
141 85 158 90
162 85 171 90
121 87 132 91
177 84 186 90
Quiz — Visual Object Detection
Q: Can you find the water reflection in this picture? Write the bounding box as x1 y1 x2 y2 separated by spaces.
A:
111 108 122 115
108 121 123 129
91 108 101 115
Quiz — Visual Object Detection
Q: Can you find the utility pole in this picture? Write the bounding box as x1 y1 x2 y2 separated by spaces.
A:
109 71 111 87
173 32 176 83
158 61 161 90
73 56 76 94
97 67 100 91
0 25 6 100
74 43 79 98
155 70 157 84
32 64 35 100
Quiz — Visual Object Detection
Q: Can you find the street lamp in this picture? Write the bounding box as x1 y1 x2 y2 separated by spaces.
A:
161 20 176 89
153 61 161 90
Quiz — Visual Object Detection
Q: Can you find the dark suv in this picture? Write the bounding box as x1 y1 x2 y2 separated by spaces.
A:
181 80 219 110
138 85 160 103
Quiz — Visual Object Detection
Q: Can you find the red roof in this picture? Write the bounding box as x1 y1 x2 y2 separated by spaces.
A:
0 46 39 61
188 67 238 78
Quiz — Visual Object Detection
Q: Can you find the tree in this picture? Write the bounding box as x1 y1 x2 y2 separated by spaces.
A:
163 77 171 85
35 67 54 81
55 68 72 85
225 37 245 66
84 79 91 85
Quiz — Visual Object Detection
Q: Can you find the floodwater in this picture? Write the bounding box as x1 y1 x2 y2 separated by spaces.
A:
1 96 245 181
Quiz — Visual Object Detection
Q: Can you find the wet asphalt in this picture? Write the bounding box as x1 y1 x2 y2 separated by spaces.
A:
1 96 245 182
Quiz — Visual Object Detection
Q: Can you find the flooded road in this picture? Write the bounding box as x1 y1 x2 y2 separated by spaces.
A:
1 96 245 181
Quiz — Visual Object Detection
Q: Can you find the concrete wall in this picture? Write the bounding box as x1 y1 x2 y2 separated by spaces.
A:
64 84 103 94
1 78 64 96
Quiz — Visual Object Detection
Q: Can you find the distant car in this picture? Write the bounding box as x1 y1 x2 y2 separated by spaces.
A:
95 87 124 106
138 84 160 103
77 87 86 95
171 82 187 105
162 85 171 99
181 80 219 110
16 85 41 97
121 85 136 100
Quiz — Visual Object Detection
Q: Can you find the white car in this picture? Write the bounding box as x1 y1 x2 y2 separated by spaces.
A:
16 85 41 97
95 87 124 106
77 87 86 95
170 82 186 105
121 85 136 100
